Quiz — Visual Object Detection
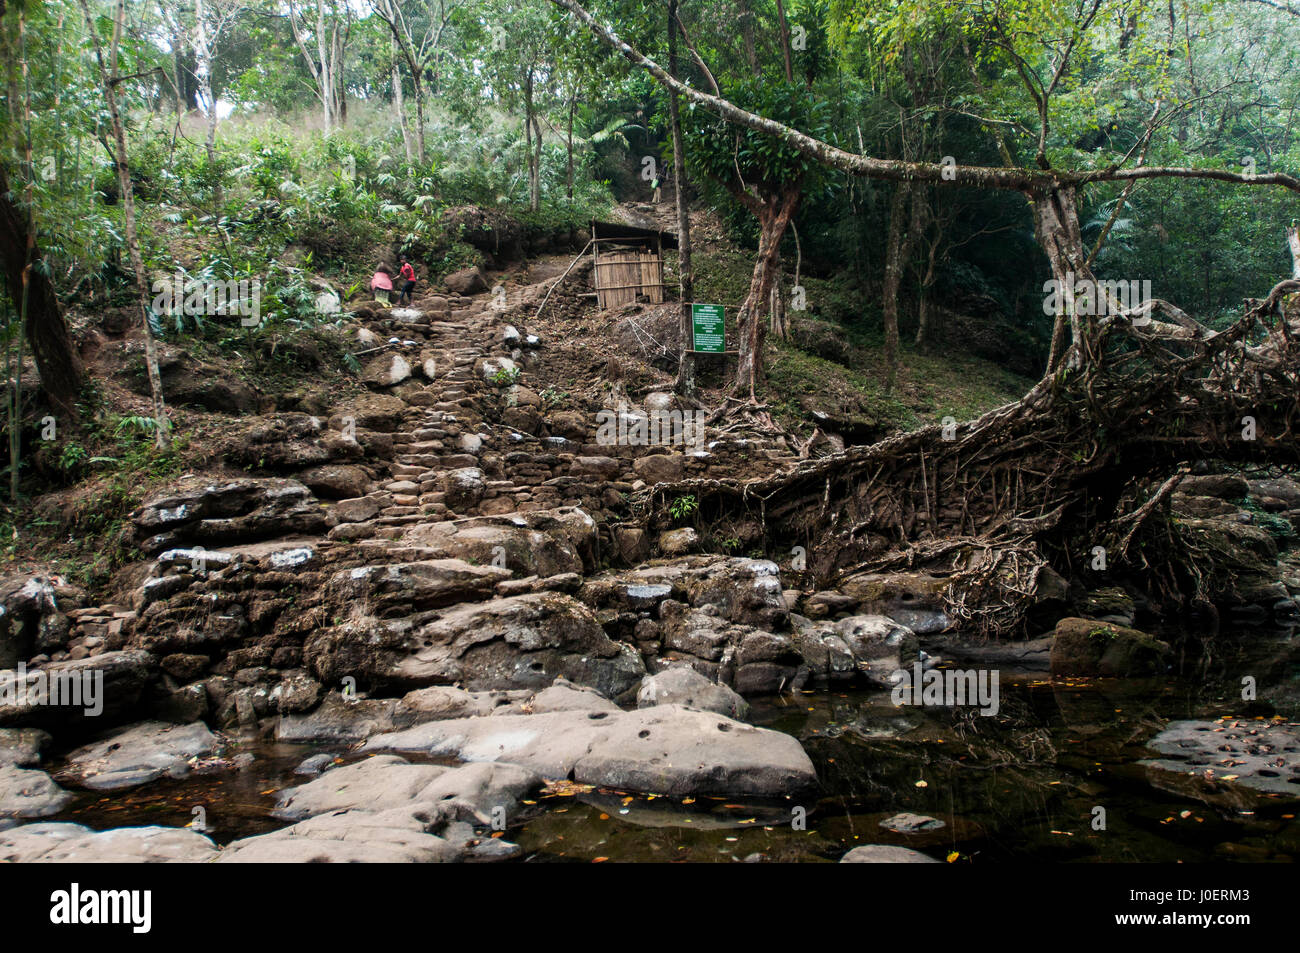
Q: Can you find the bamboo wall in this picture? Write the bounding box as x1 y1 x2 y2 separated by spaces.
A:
594 248 664 309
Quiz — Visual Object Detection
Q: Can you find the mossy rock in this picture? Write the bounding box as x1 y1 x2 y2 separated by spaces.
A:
1049 617 1170 678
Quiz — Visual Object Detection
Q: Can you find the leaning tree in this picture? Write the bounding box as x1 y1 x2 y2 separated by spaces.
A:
551 0 1300 629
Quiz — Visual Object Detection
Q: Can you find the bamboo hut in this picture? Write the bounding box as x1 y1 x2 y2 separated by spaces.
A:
590 220 677 309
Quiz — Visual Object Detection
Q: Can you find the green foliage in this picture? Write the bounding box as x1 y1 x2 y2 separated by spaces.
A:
491 366 521 387
685 77 835 199
668 494 698 522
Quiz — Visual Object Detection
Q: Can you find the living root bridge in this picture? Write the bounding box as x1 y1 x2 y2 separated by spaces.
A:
642 281 1300 635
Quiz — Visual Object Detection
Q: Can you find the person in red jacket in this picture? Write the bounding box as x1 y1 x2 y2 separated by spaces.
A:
397 257 417 305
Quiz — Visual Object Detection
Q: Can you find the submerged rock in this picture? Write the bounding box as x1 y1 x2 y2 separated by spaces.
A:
1139 718 1300 797
879 812 945 833
0 728 50 767
841 844 940 863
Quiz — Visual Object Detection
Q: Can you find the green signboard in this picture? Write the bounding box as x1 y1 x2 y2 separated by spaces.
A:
690 303 725 353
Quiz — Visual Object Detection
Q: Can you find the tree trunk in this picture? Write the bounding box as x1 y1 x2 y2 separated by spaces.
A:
737 0 759 77
524 69 540 213
915 225 942 350
333 19 347 127
566 94 575 201
883 180 923 394
79 0 169 446
734 184 800 400
1035 186 1090 372
774 0 793 82
0 173 83 418
410 68 426 163
1288 223 1300 280
194 0 222 206
392 54 412 162
668 0 695 397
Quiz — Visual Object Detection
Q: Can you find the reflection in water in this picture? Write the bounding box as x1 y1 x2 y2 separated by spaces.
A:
514 672 1300 863
43 658 1300 862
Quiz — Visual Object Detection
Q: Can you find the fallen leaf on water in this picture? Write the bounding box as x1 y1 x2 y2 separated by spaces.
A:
915 780 928 788
946 851 959 863
593 857 609 863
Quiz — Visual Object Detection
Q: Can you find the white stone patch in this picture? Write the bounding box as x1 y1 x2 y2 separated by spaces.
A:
270 547 315 569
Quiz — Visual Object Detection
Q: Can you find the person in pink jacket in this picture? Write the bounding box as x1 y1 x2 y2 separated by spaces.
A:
370 264 394 305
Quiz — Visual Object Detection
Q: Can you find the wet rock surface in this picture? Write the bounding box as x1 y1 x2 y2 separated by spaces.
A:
364 703 818 798
1139 719 1300 796
58 721 223 791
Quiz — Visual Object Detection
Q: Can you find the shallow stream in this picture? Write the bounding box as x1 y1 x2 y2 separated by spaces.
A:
44 631 1300 863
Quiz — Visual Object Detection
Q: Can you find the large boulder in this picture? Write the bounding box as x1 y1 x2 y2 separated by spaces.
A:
0 574 86 666
296 464 371 500
638 666 749 720
1049 618 1171 677
838 571 953 634
440 206 524 262
330 392 406 433
684 558 788 630
790 615 919 687
366 704 818 798
217 800 519 863
220 413 357 472
840 845 940 863
442 467 486 512
272 755 538 823
1139 719 1300 797
0 650 157 730
363 352 412 388
444 266 489 295
655 602 804 694
323 559 510 615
